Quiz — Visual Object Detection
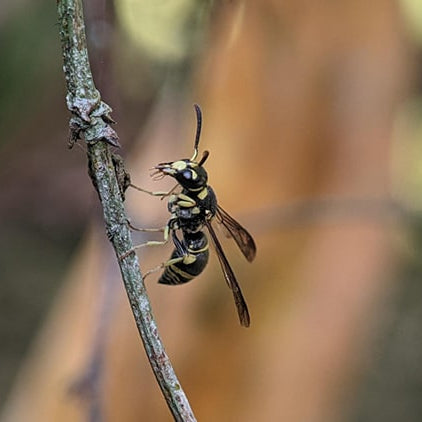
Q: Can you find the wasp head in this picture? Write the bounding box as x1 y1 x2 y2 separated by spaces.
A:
153 155 209 191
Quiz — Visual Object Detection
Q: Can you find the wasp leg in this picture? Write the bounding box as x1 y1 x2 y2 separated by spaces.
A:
143 231 191 279
160 183 179 201
119 225 171 260
127 220 165 233
129 183 178 198
119 239 169 261
175 193 196 207
143 256 185 279
171 230 188 256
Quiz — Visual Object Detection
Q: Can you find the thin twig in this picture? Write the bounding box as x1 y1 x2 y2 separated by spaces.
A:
56 1 196 420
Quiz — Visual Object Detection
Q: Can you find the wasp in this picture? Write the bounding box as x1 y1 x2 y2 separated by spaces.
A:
129 104 256 327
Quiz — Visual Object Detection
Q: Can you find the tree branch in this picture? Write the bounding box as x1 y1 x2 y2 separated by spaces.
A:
57 1 196 420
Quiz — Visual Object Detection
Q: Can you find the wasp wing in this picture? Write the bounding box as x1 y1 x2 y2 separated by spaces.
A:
216 206 256 262
205 220 250 327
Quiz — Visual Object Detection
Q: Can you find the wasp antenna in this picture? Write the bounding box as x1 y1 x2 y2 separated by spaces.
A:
191 104 202 161
198 150 209 166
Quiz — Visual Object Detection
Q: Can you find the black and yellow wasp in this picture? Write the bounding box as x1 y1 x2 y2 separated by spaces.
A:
129 105 256 327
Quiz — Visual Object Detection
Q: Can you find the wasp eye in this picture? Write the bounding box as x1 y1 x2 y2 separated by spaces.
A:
183 170 192 179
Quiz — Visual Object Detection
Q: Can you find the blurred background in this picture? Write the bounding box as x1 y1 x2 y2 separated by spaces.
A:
1 0 422 420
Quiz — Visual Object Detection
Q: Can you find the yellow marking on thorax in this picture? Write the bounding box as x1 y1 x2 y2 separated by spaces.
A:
197 187 208 200
177 193 196 208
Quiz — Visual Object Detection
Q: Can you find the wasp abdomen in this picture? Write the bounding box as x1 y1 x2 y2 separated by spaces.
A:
159 231 209 285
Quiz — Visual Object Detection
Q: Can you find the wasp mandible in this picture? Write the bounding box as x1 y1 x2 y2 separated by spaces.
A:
128 105 256 327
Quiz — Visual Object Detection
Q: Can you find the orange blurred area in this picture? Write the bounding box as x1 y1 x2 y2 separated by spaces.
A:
1 1 421 421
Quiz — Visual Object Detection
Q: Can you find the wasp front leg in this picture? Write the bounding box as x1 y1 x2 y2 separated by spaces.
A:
129 183 178 199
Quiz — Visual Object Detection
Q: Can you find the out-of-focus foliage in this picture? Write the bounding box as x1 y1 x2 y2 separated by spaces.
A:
0 2 62 141
115 0 211 62
393 100 422 209
401 0 422 45
0 1 80 409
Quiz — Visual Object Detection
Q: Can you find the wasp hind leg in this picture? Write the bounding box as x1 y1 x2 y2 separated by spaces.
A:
144 233 194 282
142 256 185 280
